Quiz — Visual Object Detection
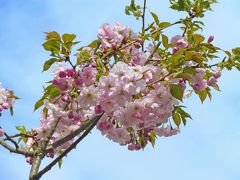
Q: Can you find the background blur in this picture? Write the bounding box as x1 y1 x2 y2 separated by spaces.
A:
0 0 240 179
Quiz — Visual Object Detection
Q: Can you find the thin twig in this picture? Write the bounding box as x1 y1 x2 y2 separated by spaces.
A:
3 132 37 141
4 132 19 149
65 56 75 69
148 72 172 86
141 0 147 51
144 41 161 65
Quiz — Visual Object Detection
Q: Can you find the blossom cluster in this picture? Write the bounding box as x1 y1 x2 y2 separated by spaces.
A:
0 83 14 114
0 83 15 136
30 23 223 154
1 23 222 157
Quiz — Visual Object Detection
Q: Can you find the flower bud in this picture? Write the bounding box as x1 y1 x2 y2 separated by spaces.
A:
95 105 103 115
26 157 33 165
59 71 66 78
2 103 9 109
208 35 214 43
47 151 55 158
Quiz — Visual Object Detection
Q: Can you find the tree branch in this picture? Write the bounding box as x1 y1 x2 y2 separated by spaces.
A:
4 132 19 149
34 115 101 179
0 138 33 156
3 132 37 140
29 155 43 180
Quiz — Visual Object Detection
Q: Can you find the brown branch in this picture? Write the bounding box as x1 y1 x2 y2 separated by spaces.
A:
4 132 19 149
34 115 101 179
65 56 75 69
29 155 43 180
3 132 37 140
0 138 33 156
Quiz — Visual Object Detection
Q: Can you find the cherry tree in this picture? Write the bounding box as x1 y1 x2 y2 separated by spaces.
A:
0 0 240 179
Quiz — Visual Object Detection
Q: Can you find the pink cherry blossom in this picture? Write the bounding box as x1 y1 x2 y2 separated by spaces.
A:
171 35 188 53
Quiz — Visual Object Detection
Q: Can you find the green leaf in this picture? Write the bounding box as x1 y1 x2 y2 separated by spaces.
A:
18 137 23 143
43 40 60 53
49 87 61 99
170 84 184 101
58 158 62 169
45 31 61 41
16 126 26 133
9 106 14 116
212 83 220 91
197 90 208 103
158 22 171 29
193 34 205 44
150 11 159 25
183 66 196 74
43 58 57 72
173 113 181 127
87 39 100 49
62 33 76 43
34 98 44 111
149 131 156 147
162 34 169 49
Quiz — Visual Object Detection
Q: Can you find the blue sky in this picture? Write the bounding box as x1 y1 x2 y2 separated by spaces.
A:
0 0 240 180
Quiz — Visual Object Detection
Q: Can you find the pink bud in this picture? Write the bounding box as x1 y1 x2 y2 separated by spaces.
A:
173 47 179 54
52 79 59 85
47 151 55 158
59 71 66 78
67 111 74 119
73 115 82 122
26 157 32 165
0 128 4 137
0 105 3 111
2 103 9 109
213 68 221 79
74 77 83 87
208 35 214 43
67 69 76 77
95 105 103 115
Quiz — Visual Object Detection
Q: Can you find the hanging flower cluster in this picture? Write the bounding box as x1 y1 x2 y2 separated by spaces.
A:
23 22 225 154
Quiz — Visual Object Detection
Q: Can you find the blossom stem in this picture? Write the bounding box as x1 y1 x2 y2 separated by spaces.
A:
141 0 147 51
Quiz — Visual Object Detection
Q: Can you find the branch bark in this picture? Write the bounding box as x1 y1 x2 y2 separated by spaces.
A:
0 138 33 156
